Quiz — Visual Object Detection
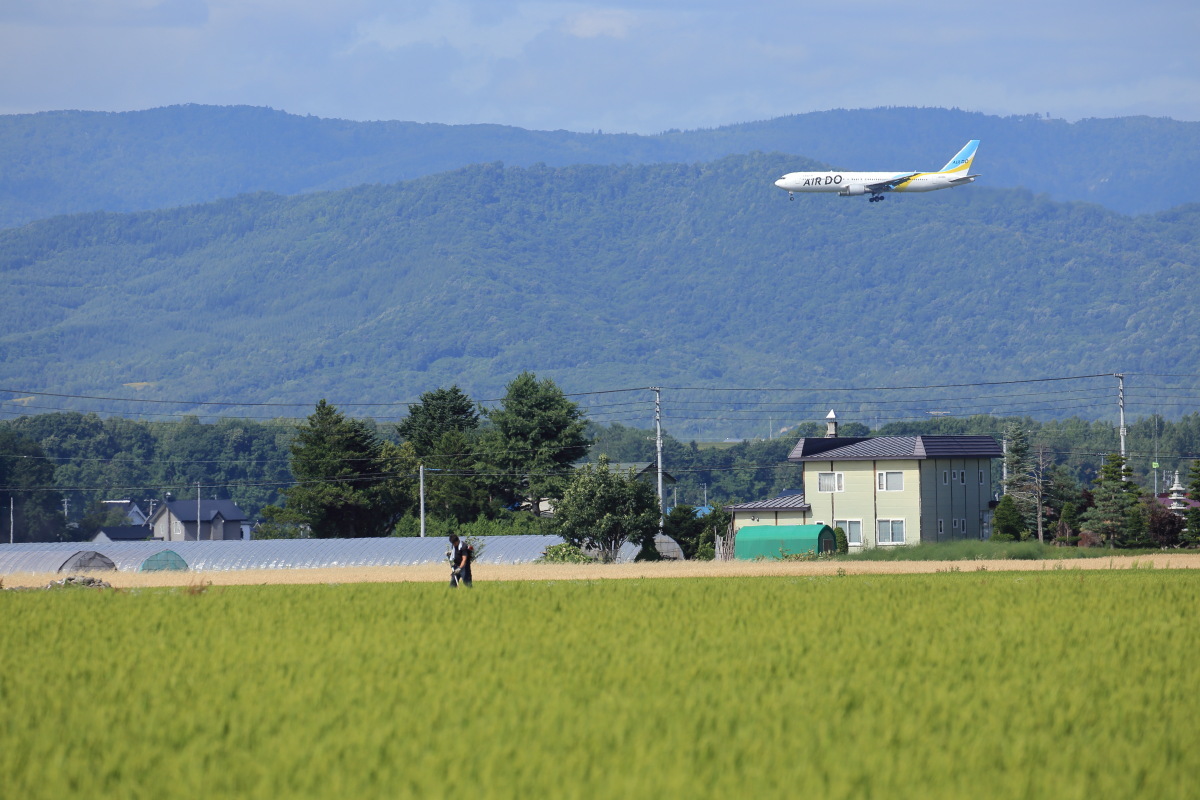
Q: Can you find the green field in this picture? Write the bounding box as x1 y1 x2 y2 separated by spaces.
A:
2 571 1196 798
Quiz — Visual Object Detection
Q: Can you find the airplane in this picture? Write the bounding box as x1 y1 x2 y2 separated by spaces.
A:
774 140 980 203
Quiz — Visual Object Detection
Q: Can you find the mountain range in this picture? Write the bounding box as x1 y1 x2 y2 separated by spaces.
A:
2 105 1198 230
2 147 1198 431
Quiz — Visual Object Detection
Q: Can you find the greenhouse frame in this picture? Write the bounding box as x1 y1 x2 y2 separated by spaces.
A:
0 535 638 575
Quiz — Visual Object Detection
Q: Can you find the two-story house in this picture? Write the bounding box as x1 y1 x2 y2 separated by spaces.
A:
727 413 1002 548
147 499 248 542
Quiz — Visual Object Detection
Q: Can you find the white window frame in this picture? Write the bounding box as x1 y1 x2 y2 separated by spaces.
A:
951 469 959 482
877 518 906 545
952 518 959 531
835 519 863 547
877 471 904 491
817 472 844 493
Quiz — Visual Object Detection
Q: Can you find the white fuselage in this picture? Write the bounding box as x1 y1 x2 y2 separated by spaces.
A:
774 170 973 195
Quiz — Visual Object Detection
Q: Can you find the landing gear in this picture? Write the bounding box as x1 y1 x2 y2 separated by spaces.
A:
788 192 794 201
868 194 886 203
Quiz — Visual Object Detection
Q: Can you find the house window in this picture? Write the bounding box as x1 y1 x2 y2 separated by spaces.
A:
952 518 959 530
877 519 906 545
818 472 844 492
835 519 862 546
961 518 967 534
960 471 967 485
877 471 903 491
951 469 959 482
943 470 949 485
979 470 985 484
938 519 944 535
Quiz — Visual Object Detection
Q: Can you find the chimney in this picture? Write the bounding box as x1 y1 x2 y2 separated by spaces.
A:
825 409 838 438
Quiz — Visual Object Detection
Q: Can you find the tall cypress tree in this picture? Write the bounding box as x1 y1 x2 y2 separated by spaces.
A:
1079 453 1141 548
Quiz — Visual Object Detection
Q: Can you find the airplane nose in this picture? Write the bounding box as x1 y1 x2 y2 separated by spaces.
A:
774 177 787 189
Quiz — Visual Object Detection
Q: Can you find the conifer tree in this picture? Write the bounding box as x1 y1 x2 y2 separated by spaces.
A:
1079 452 1140 548
265 400 412 538
483 372 589 515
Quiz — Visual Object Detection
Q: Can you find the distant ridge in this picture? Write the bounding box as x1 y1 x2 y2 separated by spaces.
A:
2 154 1198 418
1 105 1197 228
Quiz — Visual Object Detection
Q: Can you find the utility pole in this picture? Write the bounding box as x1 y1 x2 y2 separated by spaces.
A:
1001 438 1008 492
653 387 664 534
9 496 13 544
419 464 425 538
197 481 202 541
1116 373 1127 478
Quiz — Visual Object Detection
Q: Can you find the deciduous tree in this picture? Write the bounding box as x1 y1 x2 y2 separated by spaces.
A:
554 457 658 561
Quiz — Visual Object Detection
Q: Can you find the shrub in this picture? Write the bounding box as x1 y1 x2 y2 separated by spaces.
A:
536 542 592 564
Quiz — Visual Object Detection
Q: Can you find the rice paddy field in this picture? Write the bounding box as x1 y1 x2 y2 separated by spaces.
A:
2 567 1197 798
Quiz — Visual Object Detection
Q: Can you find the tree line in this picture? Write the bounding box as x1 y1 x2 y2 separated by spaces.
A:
3 385 1200 551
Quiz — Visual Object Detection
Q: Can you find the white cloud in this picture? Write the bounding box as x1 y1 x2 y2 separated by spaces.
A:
562 9 634 39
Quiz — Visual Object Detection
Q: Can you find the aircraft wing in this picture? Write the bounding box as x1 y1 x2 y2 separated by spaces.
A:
948 173 981 184
865 172 919 192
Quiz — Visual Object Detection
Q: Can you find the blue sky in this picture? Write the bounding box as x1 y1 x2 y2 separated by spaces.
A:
2 0 1197 132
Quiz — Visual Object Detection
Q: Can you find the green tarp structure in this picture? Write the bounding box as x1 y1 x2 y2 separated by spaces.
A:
734 524 837 560
139 550 188 572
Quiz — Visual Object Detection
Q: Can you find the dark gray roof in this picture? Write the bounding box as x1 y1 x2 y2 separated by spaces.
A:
726 494 811 512
789 435 1002 462
95 525 154 541
155 499 247 523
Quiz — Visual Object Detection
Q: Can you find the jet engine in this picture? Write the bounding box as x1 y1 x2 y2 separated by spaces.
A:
838 185 869 196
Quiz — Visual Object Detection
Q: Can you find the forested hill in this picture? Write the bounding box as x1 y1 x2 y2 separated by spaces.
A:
1 105 1197 227
2 153 1198 417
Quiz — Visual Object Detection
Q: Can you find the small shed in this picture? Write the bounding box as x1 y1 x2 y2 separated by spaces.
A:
139 550 188 572
734 524 836 560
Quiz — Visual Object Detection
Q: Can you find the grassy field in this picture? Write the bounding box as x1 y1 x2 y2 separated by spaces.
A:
2 570 1196 798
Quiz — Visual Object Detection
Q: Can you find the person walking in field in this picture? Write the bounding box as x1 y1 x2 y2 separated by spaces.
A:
448 534 473 588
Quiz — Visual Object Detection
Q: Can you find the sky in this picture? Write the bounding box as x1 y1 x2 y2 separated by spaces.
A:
1 0 1197 133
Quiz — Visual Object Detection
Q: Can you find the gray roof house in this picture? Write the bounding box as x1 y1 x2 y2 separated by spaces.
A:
787 431 1003 546
147 500 248 542
93 525 157 543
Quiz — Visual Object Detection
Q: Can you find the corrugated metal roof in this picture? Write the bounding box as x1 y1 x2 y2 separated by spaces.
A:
0 535 640 574
726 495 811 512
789 435 1001 461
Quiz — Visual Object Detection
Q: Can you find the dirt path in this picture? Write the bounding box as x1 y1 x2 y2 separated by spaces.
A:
4 553 1199 589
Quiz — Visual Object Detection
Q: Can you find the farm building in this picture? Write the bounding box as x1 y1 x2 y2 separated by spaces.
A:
724 414 1002 551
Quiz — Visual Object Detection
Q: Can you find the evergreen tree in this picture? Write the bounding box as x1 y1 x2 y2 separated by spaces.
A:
483 373 589 515
1055 501 1081 546
1079 453 1140 548
990 494 1027 542
1002 422 1038 530
264 401 411 538
1186 460 1200 546
397 386 480 457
